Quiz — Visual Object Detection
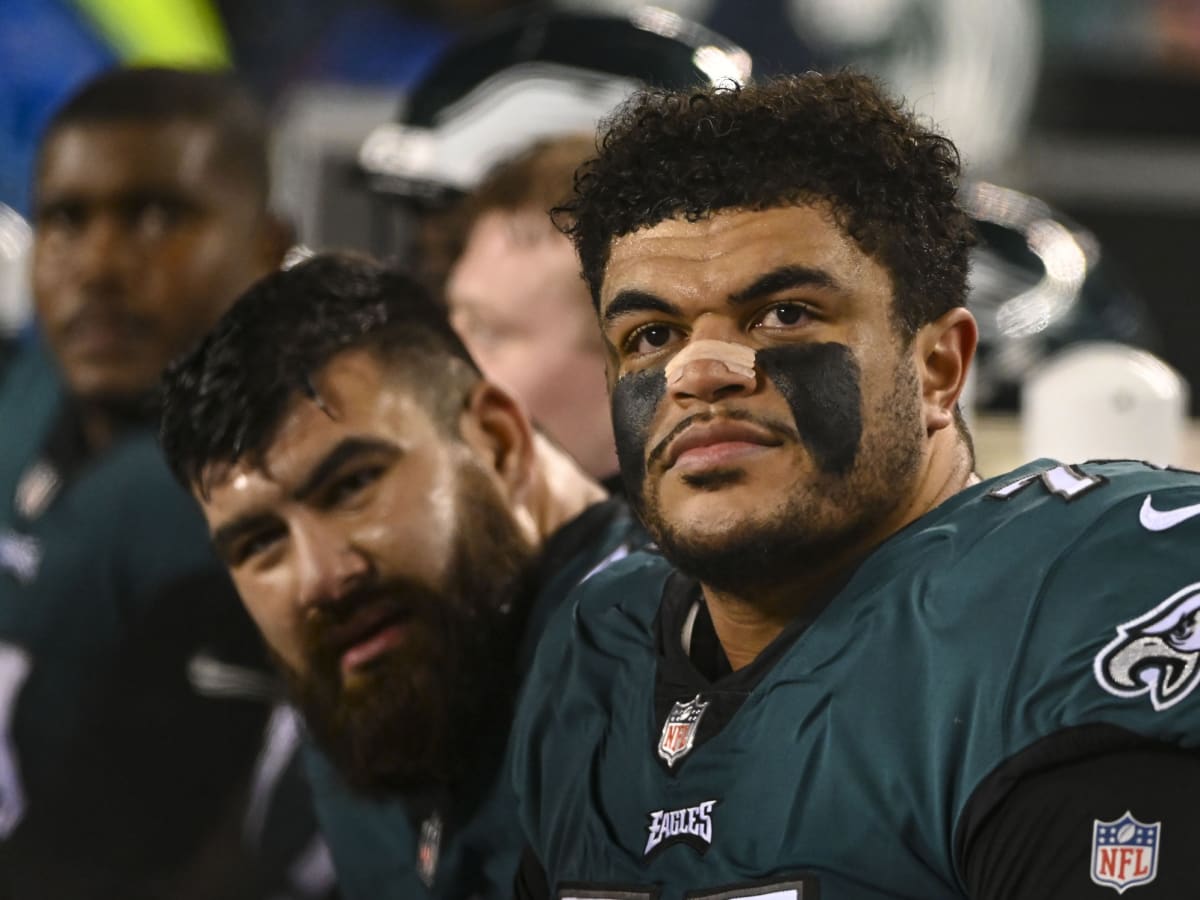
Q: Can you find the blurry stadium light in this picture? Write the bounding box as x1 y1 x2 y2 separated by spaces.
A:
71 0 230 67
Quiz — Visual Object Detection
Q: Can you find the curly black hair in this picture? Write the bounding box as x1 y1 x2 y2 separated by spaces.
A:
557 70 976 336
159 252 481 492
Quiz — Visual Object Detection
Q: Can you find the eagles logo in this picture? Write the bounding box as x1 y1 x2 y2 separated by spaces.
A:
1095 581 1200 711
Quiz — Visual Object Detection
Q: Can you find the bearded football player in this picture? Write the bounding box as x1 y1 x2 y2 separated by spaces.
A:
160 252 643 899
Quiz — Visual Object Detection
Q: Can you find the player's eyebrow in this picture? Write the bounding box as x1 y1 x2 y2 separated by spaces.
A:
209 436 399 563
292 436 398 502
602 266 841 327
728 265 841 306
602 290 682 327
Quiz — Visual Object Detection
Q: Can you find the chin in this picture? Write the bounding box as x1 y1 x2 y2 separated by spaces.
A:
646 485 851 596
656 475 777 534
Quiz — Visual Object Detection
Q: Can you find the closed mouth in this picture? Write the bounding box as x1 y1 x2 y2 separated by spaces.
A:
663 418 784 470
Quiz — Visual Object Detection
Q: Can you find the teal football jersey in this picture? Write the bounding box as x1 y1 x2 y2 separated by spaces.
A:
307 497 646 900
0 343 323 897
513 460 1200 899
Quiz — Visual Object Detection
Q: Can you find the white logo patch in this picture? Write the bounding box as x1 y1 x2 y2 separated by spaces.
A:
1139 495 1200 532
1095 581 1200 710
187 653 281 702
0 530 41 584
657 694 708 767
644 799 717 857
14 462 60 521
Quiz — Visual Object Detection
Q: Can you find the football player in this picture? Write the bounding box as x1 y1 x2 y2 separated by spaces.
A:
511 71 1200 898
0 67 322 897
444 135 618 484
158 252 644 899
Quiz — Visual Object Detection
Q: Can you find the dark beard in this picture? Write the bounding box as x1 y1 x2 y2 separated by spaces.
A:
284 465 537 796
644 361 925 597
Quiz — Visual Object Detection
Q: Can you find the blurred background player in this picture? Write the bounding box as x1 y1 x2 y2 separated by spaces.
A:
0 66 329 898
159 252 645 899
443 135 617 483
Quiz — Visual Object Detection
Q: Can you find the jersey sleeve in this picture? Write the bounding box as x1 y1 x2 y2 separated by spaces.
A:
1010 478 1200 747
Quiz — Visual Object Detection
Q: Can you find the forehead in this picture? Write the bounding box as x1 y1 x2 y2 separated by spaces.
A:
273 348 436 461
448 211 588 314
600 204 890 311
205 349 439 494
38 120 234 200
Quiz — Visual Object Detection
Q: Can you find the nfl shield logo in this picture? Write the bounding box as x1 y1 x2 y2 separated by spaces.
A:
657 694 709 767
1091 812 1160 893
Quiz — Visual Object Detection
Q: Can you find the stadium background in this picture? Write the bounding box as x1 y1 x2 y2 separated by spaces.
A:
3 0 1200 419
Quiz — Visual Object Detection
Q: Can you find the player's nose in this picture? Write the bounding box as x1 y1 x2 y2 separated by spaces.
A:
74 213 136 296
667 353 757 405
291 515 370 610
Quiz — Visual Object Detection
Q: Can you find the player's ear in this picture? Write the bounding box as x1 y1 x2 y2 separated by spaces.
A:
458 380 536 504
913 307 977 435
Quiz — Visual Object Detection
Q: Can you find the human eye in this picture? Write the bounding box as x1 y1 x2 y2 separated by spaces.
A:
323 465 386 508
622 323 684 358
36 200 85 235
753 302 816 331
227 526 286 567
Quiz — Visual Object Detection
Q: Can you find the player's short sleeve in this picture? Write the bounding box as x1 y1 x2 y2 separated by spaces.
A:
1010 479 1200 747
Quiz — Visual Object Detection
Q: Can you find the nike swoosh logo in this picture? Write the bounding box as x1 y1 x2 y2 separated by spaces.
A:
1139 495 1200 531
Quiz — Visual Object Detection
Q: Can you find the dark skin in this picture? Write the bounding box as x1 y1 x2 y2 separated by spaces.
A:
33 119 290 450
600 203 977 669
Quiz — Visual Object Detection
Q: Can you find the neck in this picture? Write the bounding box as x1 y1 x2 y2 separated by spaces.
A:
704 433 976 671
524 433 608 543
76 395 154 455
